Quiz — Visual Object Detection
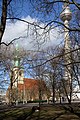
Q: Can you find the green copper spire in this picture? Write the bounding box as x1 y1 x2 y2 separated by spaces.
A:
14 43 20 67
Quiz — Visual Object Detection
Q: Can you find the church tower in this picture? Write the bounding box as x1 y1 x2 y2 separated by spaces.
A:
12 44 24 88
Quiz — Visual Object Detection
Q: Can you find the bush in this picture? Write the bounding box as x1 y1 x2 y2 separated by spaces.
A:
27 100 47 103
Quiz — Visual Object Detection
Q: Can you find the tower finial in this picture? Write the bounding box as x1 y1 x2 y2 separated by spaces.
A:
63 0 69 7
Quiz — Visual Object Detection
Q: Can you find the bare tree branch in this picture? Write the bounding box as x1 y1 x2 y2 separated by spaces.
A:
1 36 26 46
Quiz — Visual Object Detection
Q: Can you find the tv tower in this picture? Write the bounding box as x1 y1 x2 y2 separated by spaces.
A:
60 1 72 82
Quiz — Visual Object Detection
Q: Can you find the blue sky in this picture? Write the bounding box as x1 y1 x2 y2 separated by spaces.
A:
2 0 78 50
1 1 65 51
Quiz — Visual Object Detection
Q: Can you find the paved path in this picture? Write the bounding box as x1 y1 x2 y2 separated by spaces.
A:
0 103 39 112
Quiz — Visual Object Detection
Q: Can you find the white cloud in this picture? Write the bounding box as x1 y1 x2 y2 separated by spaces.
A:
2 16 63 50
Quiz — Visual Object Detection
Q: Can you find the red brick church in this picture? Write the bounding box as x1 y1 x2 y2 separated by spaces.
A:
6 46 50 104
6 76 50 104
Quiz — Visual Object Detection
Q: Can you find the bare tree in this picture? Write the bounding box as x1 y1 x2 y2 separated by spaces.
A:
0 0 80 105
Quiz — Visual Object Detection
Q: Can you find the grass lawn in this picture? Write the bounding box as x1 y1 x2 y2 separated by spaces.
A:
0 103 80 120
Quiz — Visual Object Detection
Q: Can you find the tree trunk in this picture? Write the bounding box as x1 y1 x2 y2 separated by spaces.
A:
9 70 13 105
0 0 7 43
52 79 55 104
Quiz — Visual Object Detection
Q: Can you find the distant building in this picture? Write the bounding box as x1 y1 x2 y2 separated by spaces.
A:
72 86 80 101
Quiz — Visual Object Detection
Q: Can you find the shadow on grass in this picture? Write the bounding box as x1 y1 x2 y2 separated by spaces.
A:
62 105 80 118
26 104 80 120
17 106 40 120
0 104 80 120
0 108 33 120
16 110 35 120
